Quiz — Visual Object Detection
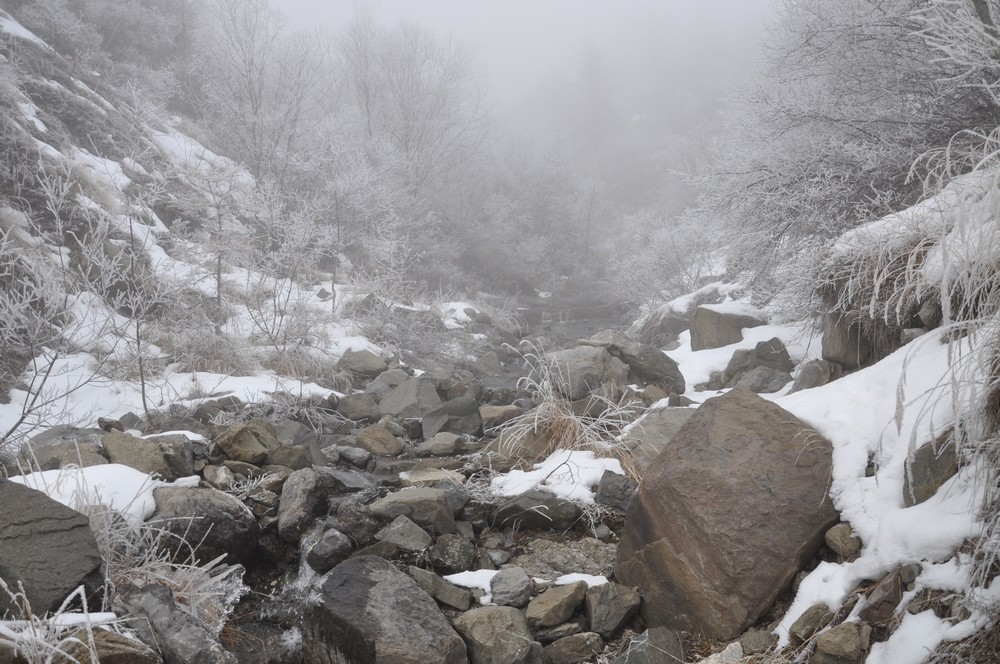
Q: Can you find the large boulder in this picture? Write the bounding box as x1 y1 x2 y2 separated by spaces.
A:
101 432 172 479
587 331 686 395
338 349 389 380
0 480 103 615
620 407 696 473
544 346 629 401
615 389 838 640
302 556 468 664
689 305 766 351
821 313 873 370
149 487 259 565
19 426 108 470
378 377 442 419
452 606 534 664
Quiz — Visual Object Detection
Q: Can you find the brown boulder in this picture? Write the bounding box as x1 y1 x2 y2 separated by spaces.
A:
689 305 766 351
615 389 838 640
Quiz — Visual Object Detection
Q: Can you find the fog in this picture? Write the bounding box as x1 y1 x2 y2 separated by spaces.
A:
283 0 773 143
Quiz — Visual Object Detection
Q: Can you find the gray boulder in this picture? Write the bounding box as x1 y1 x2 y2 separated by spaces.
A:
542 632 603 664
302 556 468 664
620 407 696 474
149 487 259 565
616 389 839 640
355 424 404 456
338 349 388 380
585 582 641 639
587 331 685 395
496 489 581 531
612 627 684 664
101 432 173 478
277 468 332 542
544 346 629 400
525 581 588 628
689 305 766 351
115 584 236 664
422 394 484 438
375 515 432 552
379 377 442 420
337 393 380 423
490 566 534 607
821 313 873 370
453 606 533 664
734 366 793 393
490 630 543 664
790 359 837 393
0 481 102 615
369 487 457 534
365 368 410 400
903 435 957 507
307 528 353 574
19 426 107 470
408 566 472 610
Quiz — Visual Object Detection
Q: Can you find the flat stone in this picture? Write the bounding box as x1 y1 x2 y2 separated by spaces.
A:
526 581 588 628
376 515 433 552
409 565 472 610
369 487 457 534
541 632 603 664
585 582 641 639
356 424 404 456
496 489 581 531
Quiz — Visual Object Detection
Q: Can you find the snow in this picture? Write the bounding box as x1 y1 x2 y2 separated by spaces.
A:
0 15 48 47
554 573 607 587
665 321 818 393
9 464 198 529
699 301 768 321
18 102 46 133
490 449 624 504
771 332 985 647
866 611 953 664
443 569 499 605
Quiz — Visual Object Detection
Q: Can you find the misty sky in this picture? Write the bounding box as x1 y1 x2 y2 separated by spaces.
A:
282 0 774 126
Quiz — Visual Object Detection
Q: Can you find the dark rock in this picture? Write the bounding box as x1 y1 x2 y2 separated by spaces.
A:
822 313 873 370
335 502 382 547
149 487 259 565
790 359 836 393
584 582 641 639
739 628 777 655
453 606 533 664
734 366 793 393
496 490 581 531
689 305 766 351
612 627 684 664
535 617 585 643
616 389 839 640
587 331 686 395
307 528 353 574
859 567 905 624
332 445 372 468
0 481 102 615
594 471 637 514
302 556 468 664
379 377 443 420
541 632 603 664
375 515 433 552
277 468 332 542
115 584 236 664
903 435 957 507
422 394 484 438
430 533 477 574
490 566 534 607
151 434 196 478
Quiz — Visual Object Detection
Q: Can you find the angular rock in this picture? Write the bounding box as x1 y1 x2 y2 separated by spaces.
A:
369 487 457 534
365 368 410 401
544 347 629 400
332 445 372 468
859 567 904 624
689 305 766 351
584 582 641 639
408 566 472 611
337 393 380 423
825 523 862 559
491 566 534 608
376 515 433 552
541 632 603 664
430 533 477 574
615 389 839 640
150 434 196 478
620 407 696 474
215 422 270 464
0 481 102 615
422 394 484 438
149 486 259 565
400 467 465 488
814 622 864 664
788 603 834 644
338 349 388 380
355 424 404 456
303 556 468 664
277 468 332 542
535 618 585 643
822 313 873 370
115 583 236 664
19 426 107 470
491 630 543 664
594 471 637 514
379 377 442 420
526 581 588 628
416 432 464 457
790 359 835 393
496 490 581 531
453 606 533 664
307 528 353 574
903 436 957 507
509 537 616 580
612 627 684 664
587 331 685 395
101 432 172 478
480 404 524 429
739 628 777 655
264 443 313 470
734 366 793 394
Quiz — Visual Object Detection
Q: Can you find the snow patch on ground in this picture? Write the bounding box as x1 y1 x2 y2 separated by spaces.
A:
490 449 623 504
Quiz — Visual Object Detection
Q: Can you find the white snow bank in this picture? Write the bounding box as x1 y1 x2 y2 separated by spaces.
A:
0 15 48 47
772 332 985 646
490 449 623 504
9 464 198 529
699 301 767 321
